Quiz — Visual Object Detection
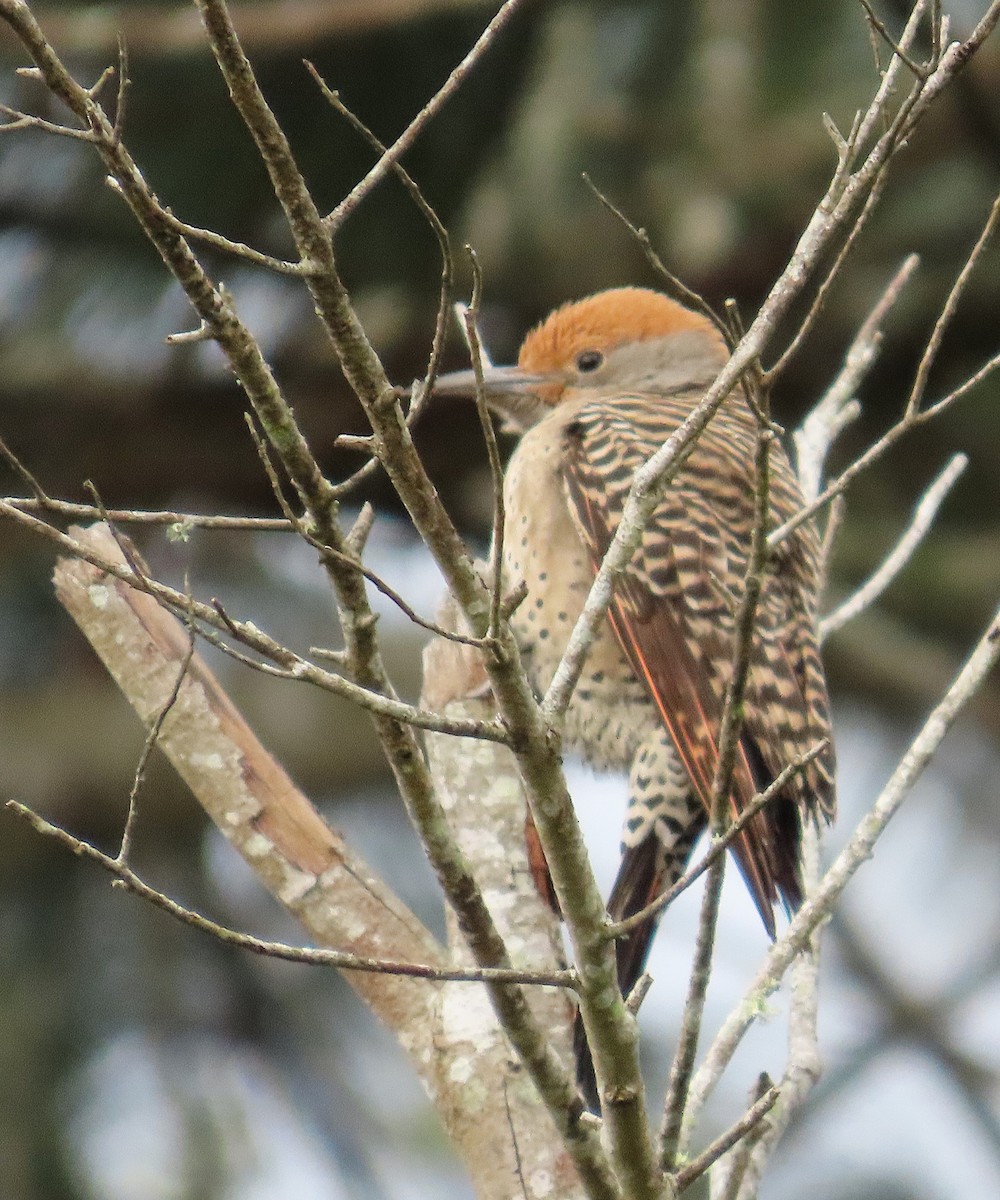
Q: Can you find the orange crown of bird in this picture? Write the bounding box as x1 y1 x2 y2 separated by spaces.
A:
517 287 725 375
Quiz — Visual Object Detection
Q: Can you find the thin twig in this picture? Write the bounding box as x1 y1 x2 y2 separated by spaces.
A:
322 539 492 647
821 452 968 639
906 193 1000 418
582 173 727 342
462 248 507 639
309 644 349 665
822 108 863 202
608 741 829 939
345 503 376 553
661 423 774 1170
453 299 493 366
0 103 97 140
6 800 576 989
625 973 653 1017
83 480 153 583
765 165 893 385
0 434 50 503
111 36 129 144
856 0 928 78
165 318 214 345
712 1076 776 1200
680 598 1000 1147
503 1080 530 1200
924 348 1000 417
792 253 920 503
727 826 823 1198
771 356 987 551
671 1085 780 1193
305 62 452 376
162 211 309 275
85 62 116 99
243 410 303 521
118 602 196 863
306 62 454 499
327 0 530 228
817 494 847 593
661 853 728 1170
0 503 508 742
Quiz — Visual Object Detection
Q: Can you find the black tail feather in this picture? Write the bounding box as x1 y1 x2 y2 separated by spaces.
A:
573 837 663 1112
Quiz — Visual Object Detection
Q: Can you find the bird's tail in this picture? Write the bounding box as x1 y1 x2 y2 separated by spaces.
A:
574 836 666 1112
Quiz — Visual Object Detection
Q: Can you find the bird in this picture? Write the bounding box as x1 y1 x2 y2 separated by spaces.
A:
433 287 835 1110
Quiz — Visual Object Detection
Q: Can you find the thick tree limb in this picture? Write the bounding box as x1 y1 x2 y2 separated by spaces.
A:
48 522 605 1200
422 605 600 1200
50 526 444 1069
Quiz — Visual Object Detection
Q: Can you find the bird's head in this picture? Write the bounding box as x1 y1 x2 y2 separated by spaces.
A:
432 288 728 432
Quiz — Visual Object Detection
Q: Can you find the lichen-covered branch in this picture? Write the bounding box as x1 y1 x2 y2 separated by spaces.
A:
46 525 594 1200
49 525 447 1072
422 613 605 1200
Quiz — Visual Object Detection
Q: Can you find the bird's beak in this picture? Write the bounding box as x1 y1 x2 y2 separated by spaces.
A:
430 364 549 399
430 365 558 432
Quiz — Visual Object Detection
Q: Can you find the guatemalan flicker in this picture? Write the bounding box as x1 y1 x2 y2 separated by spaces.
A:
434 287 836 1108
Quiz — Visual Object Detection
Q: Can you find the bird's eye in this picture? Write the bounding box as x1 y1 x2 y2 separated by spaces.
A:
575 349 604 373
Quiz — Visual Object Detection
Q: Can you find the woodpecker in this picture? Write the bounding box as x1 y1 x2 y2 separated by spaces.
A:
434 288 835 1108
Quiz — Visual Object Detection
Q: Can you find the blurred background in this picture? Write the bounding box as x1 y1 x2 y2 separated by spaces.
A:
1 1 999 1197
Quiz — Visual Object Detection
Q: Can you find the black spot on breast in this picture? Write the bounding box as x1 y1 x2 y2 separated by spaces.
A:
564 421 586 446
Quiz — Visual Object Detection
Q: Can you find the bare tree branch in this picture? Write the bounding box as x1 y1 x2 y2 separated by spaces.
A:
0 506 504 740
679 596 1000 1154
421 595 619 1200
118 599 196 863
6 801 575 988
661 418 774 1169
327 0 530 227
460 252 509 640
47 522 603 1200
821 452 968 639
674 1084 780 1194
721 826 824 1200
906 193 1000 418
792 253 919 502
2 1 998 1194
857 0 930 78
609 741 830 939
